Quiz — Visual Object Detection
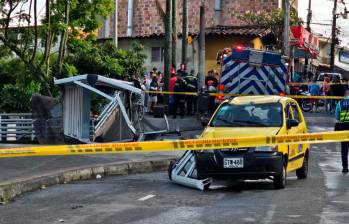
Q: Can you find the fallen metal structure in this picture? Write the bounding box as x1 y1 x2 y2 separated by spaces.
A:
169 151 212 190
54 74 169 143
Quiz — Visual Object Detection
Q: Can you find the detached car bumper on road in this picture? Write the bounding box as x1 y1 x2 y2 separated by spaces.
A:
195 149 284 180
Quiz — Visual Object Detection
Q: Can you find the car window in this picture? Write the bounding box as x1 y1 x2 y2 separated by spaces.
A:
291 104 302 122
285 104 292 119
210 103 283 127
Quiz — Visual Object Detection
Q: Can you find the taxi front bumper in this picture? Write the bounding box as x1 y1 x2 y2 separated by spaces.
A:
195 149 284 180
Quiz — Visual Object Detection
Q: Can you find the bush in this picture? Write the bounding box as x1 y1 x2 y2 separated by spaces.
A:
0 84 40 113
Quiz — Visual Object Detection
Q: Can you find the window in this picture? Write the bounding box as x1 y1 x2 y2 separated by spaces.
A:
210 103 283 127
285 104 292 120
214 0 222 11
151 47 161 62
291 104 302 122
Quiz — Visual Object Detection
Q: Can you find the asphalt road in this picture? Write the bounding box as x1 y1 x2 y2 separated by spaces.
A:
1 114 348 224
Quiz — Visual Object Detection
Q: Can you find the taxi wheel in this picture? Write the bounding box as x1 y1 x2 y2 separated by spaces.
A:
274 164 286 189
296 154 308 179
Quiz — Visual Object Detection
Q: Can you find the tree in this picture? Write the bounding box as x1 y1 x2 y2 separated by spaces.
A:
67 41 147 79
182 0 188 64
239 9 300 50
0 0 114 96
164 0 172 91
172 0 177 67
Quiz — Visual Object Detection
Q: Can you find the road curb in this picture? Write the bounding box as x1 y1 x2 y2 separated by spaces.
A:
0 157 176 203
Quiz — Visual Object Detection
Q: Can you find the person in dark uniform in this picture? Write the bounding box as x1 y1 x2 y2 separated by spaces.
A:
184 72 198 115
335 89 349 173
177 63 188 77
173 73 187 119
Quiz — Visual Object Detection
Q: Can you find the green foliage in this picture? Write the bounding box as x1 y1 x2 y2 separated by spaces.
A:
0 1 147 112
118 42 147 78
239 9 300 27
0 83 40 113
239 9 301 49
66 41 147 79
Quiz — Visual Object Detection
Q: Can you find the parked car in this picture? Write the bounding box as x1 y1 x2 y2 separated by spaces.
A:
317 72 342 82
195 95 310 189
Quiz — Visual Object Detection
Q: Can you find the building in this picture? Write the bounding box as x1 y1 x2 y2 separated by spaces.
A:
317 36 349 79
99 0 296 75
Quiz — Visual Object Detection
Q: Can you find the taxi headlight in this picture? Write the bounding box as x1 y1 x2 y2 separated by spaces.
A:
254 146 277 152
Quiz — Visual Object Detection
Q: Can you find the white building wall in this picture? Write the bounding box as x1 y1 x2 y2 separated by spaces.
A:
118 37 199 75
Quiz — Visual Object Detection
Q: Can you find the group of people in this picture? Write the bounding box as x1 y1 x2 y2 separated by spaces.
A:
307 76 345 113
140 64 199 118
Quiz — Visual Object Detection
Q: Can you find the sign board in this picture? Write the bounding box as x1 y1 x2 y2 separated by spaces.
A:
249 50 263 66
339 50 349 64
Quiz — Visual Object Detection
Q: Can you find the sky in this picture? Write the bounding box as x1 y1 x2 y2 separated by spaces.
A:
298 0 349 47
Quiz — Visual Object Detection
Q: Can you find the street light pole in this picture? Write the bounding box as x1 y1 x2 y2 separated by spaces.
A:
330 0 338 72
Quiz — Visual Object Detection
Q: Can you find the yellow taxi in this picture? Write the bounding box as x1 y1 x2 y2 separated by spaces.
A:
196 95 310 189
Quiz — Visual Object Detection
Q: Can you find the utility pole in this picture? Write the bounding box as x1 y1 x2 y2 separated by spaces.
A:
304 0 312 79
330 0 338 72
182 0 188 65
172 0 177 67
164 0 172 91
306 0 312 30
283 0 290 57
198 0 206 90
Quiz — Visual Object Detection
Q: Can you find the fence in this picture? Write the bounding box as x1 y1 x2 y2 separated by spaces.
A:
0 113 35 142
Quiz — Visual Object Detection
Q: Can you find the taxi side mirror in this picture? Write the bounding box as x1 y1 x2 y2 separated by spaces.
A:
286 119 299 129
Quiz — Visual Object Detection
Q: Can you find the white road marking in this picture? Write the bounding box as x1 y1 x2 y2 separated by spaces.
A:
287 215 301 218
138 194 156 201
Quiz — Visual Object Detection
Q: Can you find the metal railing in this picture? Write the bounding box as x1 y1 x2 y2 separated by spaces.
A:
0 113 35 142
0 113 97 143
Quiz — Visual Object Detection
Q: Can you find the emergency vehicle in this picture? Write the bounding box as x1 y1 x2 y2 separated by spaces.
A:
217 47 288 98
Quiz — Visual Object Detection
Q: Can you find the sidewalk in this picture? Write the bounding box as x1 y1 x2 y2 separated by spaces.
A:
0 116 203 202
0 148 181 183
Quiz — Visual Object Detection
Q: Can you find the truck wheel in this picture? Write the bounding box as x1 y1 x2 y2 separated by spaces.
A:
274 164 286 189
296 154 308 179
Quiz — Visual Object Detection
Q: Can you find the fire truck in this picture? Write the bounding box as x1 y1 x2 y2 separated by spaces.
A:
217 47 288 97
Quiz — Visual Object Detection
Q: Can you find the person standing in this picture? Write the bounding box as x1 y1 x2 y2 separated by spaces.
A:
322 77 331 112
148 75 159 113
168 73 177 114
173 73 187 119
184 72 198 115
157 71 164 104
335 89 349 173
308 79 321 113
177 63 188 77
330 76 345 112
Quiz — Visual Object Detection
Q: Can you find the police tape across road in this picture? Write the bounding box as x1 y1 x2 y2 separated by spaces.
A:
1 131 349 158
146 91 345 100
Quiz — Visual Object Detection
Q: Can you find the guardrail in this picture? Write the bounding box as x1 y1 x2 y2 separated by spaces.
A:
0 113 35 142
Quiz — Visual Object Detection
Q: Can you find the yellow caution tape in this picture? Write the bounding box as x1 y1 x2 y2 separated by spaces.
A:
0 131 348 158
146 91 344 100
288 82 349 86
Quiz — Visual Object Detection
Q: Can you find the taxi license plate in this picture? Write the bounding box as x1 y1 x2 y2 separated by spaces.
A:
224 158 243 168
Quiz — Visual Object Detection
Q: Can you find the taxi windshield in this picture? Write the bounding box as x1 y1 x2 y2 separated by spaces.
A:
209 102 283 127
